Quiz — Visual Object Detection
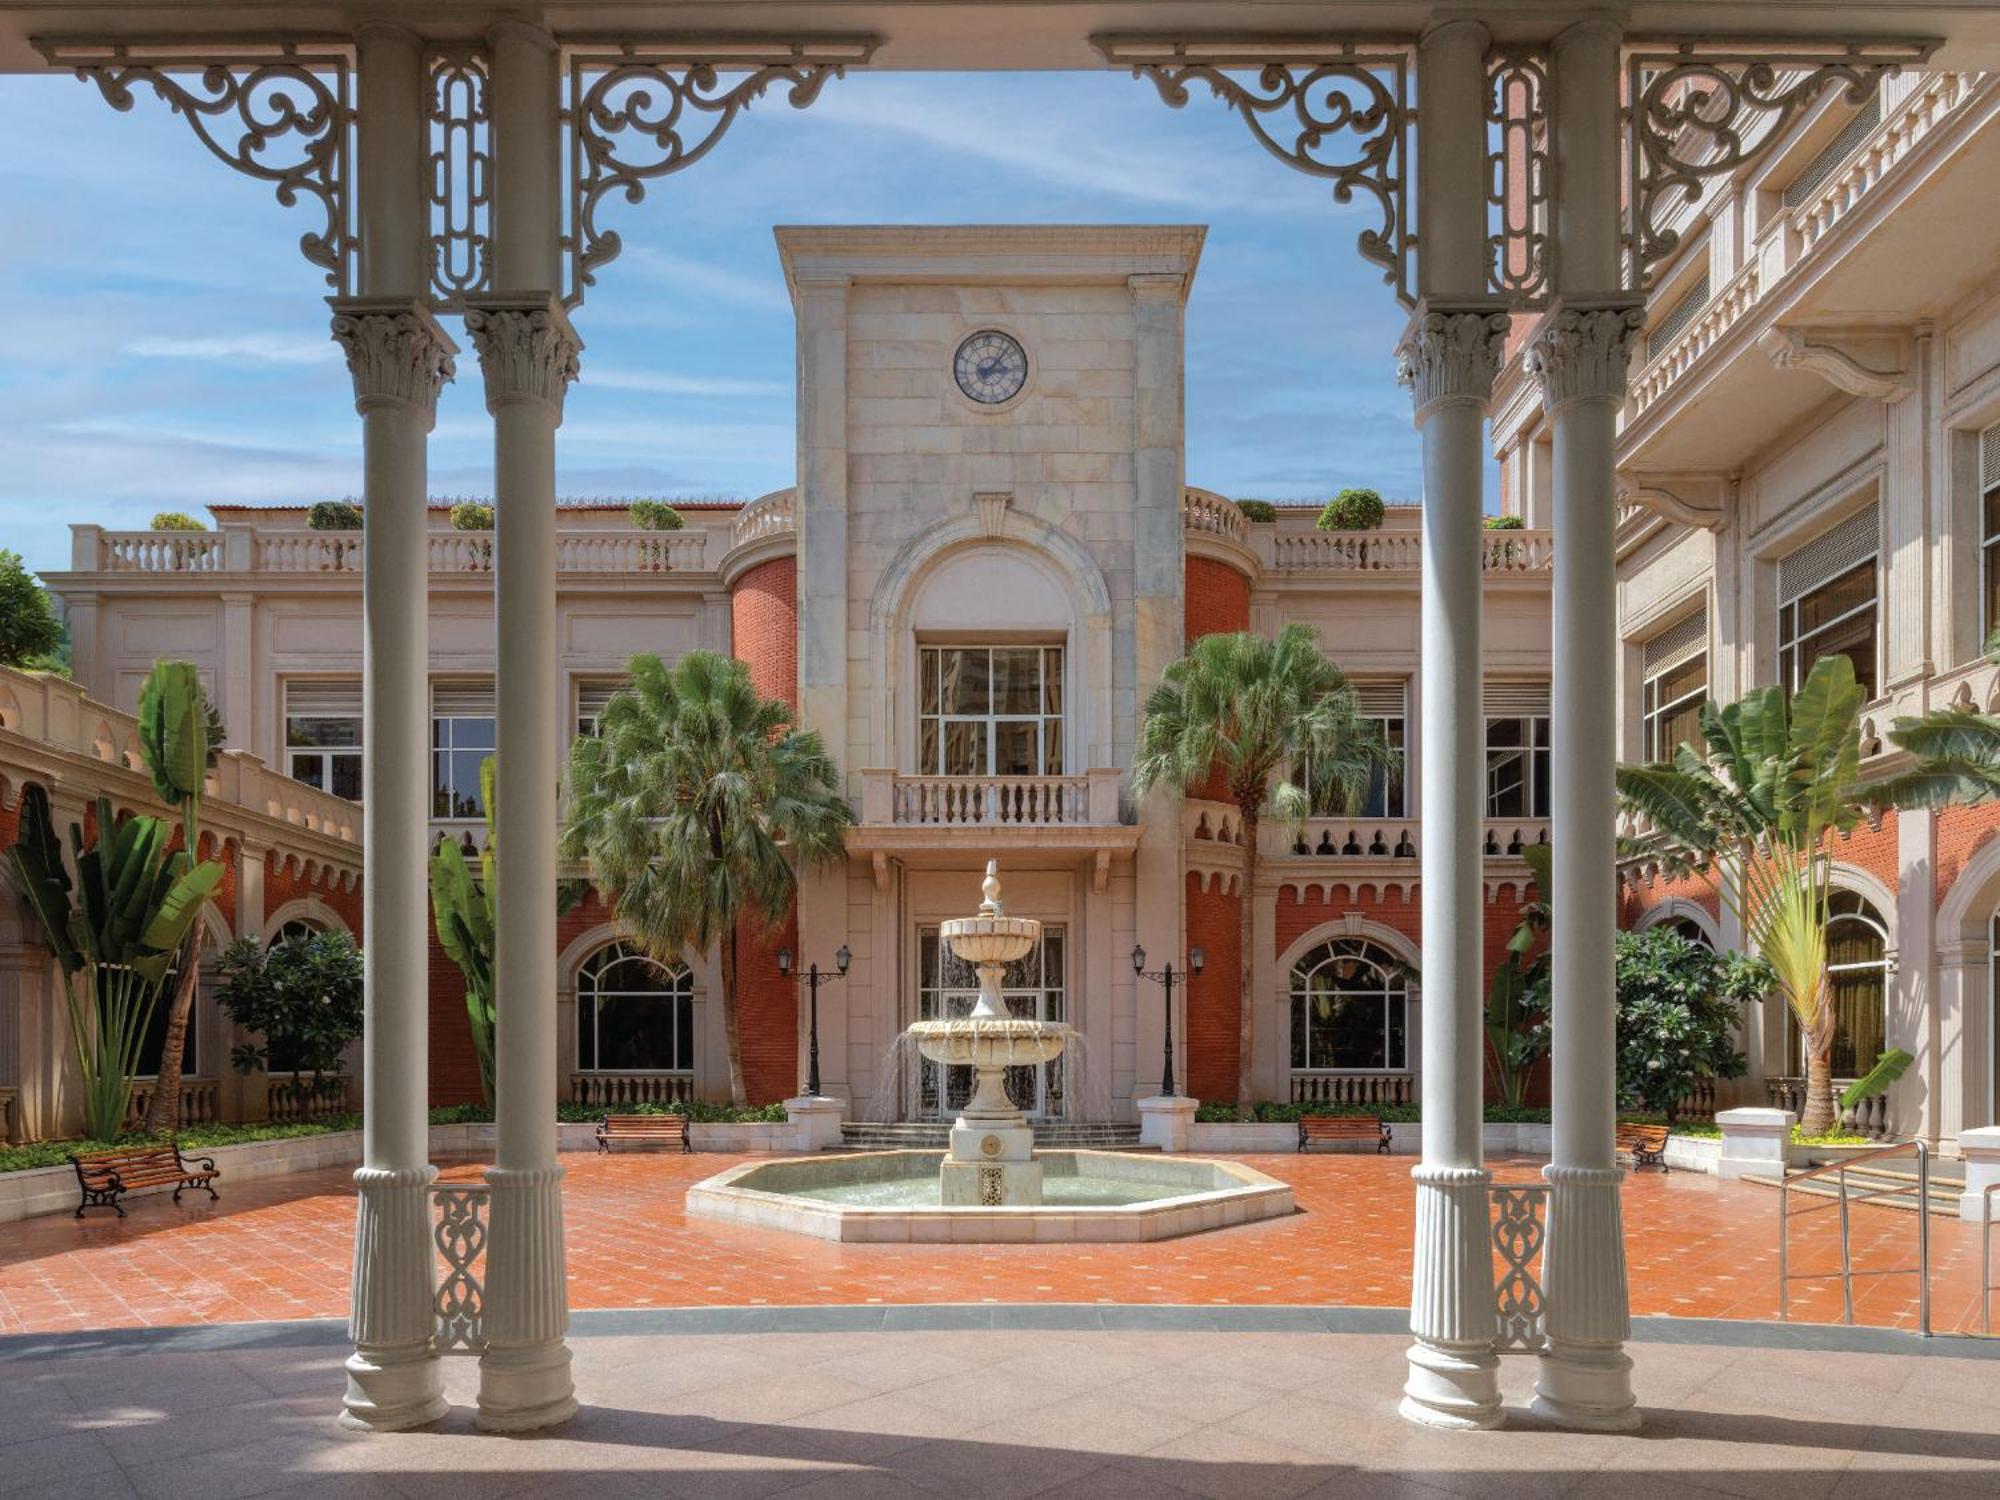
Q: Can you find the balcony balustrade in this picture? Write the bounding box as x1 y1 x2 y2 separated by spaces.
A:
1181 488 1248 544
78 524 711 576
731 490 797 548
1290 1070 1415 1108
872 772 1115 828
1265 529 1552 575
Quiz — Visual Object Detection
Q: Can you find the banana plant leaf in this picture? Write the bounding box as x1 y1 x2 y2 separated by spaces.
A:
1840 1047 1915 1110
2 784 82 973
137 658 212 809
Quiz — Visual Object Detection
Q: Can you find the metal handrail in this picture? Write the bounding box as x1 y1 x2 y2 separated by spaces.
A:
1777 1138 1930 1336
1984 1183 1999 1337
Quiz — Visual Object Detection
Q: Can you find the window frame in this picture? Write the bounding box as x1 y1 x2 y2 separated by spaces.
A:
916 643 1066 778
431 682 495 820
1484 713 1551 819
1640 616 1709 764
1288 937 1411 1075
1777 557 1879 699
283 678 364 803
575 941 696 1075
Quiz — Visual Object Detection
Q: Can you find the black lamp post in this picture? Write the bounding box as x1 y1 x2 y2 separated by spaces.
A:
777 943 850 1099
1132 943 1204 1097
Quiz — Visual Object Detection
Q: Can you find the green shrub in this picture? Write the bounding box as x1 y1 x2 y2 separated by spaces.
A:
1234 499 1278 523
1483 513 1526 531
1315 488 1386 532
450 500 495 531
150 511 206 531
0 1116 363 1175
629 500 685 532
0 550 63 669
309 500 363 531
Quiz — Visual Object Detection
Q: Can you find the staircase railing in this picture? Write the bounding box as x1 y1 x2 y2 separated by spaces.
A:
1984 1183 1999 1336
1777 1139 1930 1335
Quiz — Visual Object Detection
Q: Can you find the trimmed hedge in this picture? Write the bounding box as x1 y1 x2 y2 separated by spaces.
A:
628 500 685 531
450 500 495 531
309 500 363 531
1315 488 1386 532
1234 499 1278 523
150 511 206 531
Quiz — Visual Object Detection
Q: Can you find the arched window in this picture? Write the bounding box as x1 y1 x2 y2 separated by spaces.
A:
1290 938 1410 1073
576 942 694 1073
1790 891 1889 1077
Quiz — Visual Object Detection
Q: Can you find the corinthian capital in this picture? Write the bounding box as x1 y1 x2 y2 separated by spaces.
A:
328 299 458 420
1395 303 1511 419
1526 298 1646 414
462 294 583 415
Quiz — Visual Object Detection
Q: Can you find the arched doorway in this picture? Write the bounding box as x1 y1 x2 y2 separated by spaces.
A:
1287 935 1415 1107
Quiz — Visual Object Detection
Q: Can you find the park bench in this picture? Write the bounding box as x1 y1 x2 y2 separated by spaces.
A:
71 1142 220 1218
1297 1115 1393 1154
1615 1122 1671 1173
596 1113 692 1154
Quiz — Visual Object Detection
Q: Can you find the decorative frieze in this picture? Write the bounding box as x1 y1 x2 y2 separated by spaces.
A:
1526 299 1646 414
1395 305 1511 417
462 297 583 415
329 301 459 420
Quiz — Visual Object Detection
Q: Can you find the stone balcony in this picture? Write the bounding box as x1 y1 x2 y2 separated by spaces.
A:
74 523 711 578
846 768 1140 885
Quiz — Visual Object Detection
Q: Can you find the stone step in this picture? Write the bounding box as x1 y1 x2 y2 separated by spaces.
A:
839 1122 1144 1151
1737 1171 1963 1216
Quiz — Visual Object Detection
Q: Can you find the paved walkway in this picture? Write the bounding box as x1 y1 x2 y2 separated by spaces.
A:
2 1319 1997 1499
1 1152 1990 1336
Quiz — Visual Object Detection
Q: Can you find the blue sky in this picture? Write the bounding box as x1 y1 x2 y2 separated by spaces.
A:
0 70 1429 580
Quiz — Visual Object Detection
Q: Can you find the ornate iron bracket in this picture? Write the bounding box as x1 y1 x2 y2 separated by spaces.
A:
36 38 354 293
425 45 492 311
1485 48 1552 307
564 38 877 303
1093 35 1412 307
1623 39 1937 288
1489 1182 1549 1353
431 1181 489 1355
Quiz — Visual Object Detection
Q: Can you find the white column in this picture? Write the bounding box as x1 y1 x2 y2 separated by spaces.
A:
335 21 455 1435
1526 14 1642 1434
467 16 576 1434
1399 16 1506 1432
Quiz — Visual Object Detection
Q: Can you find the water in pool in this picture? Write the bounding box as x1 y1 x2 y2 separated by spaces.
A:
783 1173 1176 1208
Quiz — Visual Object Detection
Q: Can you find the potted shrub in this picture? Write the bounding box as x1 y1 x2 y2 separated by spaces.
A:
1485 511 1526 565
1314 488 1385 532
150 511 206 531
1235 499 1278 523
629 500 684 572
308 500 362 531
448 501 494 571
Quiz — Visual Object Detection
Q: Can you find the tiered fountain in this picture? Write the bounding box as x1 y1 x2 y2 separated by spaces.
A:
686 861 1295 1243
909 861 1070 1206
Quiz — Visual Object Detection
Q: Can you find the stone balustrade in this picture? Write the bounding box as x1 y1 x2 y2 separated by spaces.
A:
98 530 226 572
1264 529 1552 575
125 1076 221 1130
731 490 797 548
1181 488 1248 543
74 523 713 577
569 1071 695 1109
1766 1075 1892 1138
266 1076 354 1124
870 771 1117 828
1290 1070 1415 1108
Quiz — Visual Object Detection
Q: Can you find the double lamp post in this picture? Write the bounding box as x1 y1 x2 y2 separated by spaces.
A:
777 944 850 1099
1132 944 1203 1098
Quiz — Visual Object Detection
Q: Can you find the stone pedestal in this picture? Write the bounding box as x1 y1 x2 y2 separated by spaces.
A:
784 1095 845 1152
1958 1125 2000 1222
1718 1107 1795 1180
1137 1095 1197 1153
941 1121 1042 1205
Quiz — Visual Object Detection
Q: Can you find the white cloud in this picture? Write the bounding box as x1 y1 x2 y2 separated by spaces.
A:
587 367 790 399
123 332 339 365
614 247 793 312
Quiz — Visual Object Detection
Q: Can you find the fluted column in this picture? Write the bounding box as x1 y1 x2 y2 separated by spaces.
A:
1528 17 1642 1432
464 295 580 1431
336 21 455 1434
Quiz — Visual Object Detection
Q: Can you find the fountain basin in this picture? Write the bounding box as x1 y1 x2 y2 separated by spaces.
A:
907 1017 1073 1070
686 1150 1294 1243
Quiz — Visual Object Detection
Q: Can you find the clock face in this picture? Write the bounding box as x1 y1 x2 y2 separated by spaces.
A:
953 330 1028 405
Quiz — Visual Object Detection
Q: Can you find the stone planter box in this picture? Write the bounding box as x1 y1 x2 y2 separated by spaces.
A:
1186 1122 1299 1153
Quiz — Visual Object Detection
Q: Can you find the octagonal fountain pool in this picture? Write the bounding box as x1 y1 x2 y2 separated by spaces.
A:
686 1148 1293 1243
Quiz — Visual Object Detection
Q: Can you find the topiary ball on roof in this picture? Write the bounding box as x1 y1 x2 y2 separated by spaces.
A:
308 500 363 531
150 511 206 531
1315 488 1386 532
450 500 495 531
1484 513 1526 531
629 500 685 531
1234 499 1278 523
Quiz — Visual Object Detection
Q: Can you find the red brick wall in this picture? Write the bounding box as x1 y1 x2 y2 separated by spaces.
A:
264 851 362 940
730 550 800 1104
1185 874 1244 1101
1184 555 1251 643
427 916 483 1107
0 780 21 854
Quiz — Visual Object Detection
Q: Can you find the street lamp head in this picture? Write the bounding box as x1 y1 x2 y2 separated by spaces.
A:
835 944 851 975
1190 946 1206 975
776 947 792 976
1130 944 1146 975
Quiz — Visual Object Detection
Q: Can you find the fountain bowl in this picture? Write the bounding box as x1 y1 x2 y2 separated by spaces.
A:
935 913 1041 966
906 1016 1073 1070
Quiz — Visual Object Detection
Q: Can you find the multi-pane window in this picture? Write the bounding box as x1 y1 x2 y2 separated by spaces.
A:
285 679 363 801
1294 680 1407 819
1777 506 1878 699
1981 423 2000 641
575 677 625 740
576 942 695 1073
1789 891 1889 1078
917 926 1066 1117
1290 938 1409 1073
1485 682 1551 819
1641 612 1709 762
432 681 495 818
917 645 1064 777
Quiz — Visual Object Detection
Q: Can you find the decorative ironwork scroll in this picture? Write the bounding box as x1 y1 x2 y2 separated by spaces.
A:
432 1182 490 1354
1489 1183 1549 1353
565 39 878 302
37 40 353 293
1623 40 1936 287
1093 36 1412 307
1485 48 1551 306
425 46 492 309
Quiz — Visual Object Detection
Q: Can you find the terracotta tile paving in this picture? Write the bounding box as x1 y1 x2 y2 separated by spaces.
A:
1 1151 1990 1339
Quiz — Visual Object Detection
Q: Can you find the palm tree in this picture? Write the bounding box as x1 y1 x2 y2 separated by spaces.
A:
1133 625 1388 1117
1867 706 2000 809
1615 654 1868 1135
561 651 852 1106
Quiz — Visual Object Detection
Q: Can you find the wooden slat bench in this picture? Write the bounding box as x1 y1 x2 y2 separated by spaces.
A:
1298 1115 1393 1154
71 1142 219 1218
596 1113 692 1154
1615 1122 1671 1173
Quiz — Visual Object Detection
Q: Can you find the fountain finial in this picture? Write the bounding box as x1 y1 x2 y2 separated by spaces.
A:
980 858 1003 916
